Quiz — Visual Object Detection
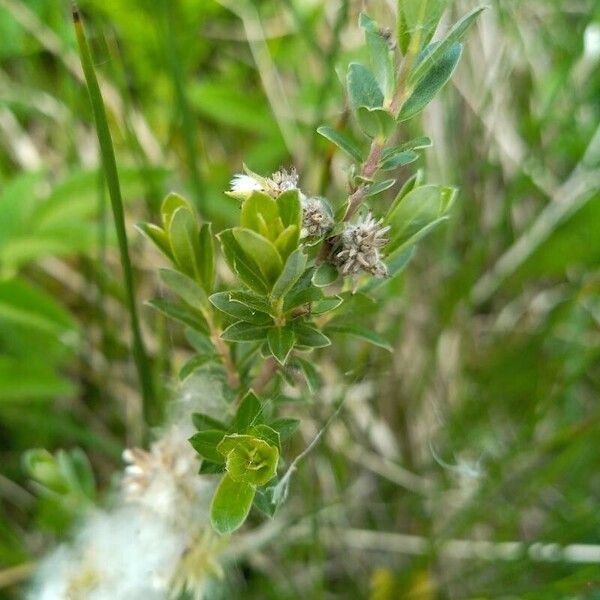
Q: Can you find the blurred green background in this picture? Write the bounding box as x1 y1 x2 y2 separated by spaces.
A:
1 0 600 598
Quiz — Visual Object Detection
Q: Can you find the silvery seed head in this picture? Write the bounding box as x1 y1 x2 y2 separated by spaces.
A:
268 167 299 195
301 197 333 238
334 213 390 278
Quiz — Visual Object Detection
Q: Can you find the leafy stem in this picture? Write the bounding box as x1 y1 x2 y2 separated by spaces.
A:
138 2 482 536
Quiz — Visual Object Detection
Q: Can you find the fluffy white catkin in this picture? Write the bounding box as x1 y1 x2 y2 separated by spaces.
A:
28 373 229 600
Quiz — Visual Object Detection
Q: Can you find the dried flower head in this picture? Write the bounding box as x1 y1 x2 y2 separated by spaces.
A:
301 196 333 238
334 213 389 278
268 167 299 194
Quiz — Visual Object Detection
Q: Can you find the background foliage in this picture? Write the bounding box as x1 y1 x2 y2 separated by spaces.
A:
0 0 600 598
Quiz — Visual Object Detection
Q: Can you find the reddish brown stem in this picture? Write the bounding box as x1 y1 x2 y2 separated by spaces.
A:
251 357 278 394
344 139 384 221
207 320 239 389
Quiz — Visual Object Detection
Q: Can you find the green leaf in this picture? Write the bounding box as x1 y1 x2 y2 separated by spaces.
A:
360 247 415 292
380 150 419 171
192 412 228 432
232 391 263 432
295 357 321 393
317 126 364 162
199 461 226 475
146 298 208 333
218 435 279 486
347 63 384 111
325 324 393 352
357 107 396 139
360 12 395 99
253 486 278 518
57 448 95 500
233 228 283 285
249 424 281 449
189 430 227 463
268 326 295 365
161 192 193 229
198 223 215 293
277 190 303 231
399 42 463 122
283 286 323 312
269 417 300 440
30 167 167 231
292 322 331 348
210 474 256 535
240 191 279 237
312 262 339 287
409 7 485 88
1 228 99 272
0 357 75 401
24 449 64 492
209 292 272 325
271 249 307 301
385 184 457 254
179 355 218 380
0 279 76 335
159 268 207 311
221 321 270 343
227 290 275 316
218 229 269 295
381 138 432 161
136 222 173 260
168 206 200 280
185 329 214 353
398 0 448 53
365 179 396 198
390 170 424 211
312 296 343 315
273 225 299 261
397 136 433 152
0 172 42 247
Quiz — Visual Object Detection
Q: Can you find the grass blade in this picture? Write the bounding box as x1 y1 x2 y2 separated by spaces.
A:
72 5 158 423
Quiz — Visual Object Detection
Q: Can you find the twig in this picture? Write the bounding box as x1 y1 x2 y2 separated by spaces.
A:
322 528 600 564
227 523 600 566
339 444 432 496
207 319 240 389
343 140 385 221
251 357 278 394
270 399 346 505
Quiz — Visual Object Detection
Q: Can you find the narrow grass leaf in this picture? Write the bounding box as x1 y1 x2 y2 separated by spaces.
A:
73 6 155 419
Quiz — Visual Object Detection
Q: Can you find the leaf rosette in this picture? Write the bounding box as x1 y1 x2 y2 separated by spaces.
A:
217 434 279 486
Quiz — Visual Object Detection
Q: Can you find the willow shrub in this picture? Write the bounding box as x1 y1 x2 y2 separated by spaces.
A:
131 5 484 535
